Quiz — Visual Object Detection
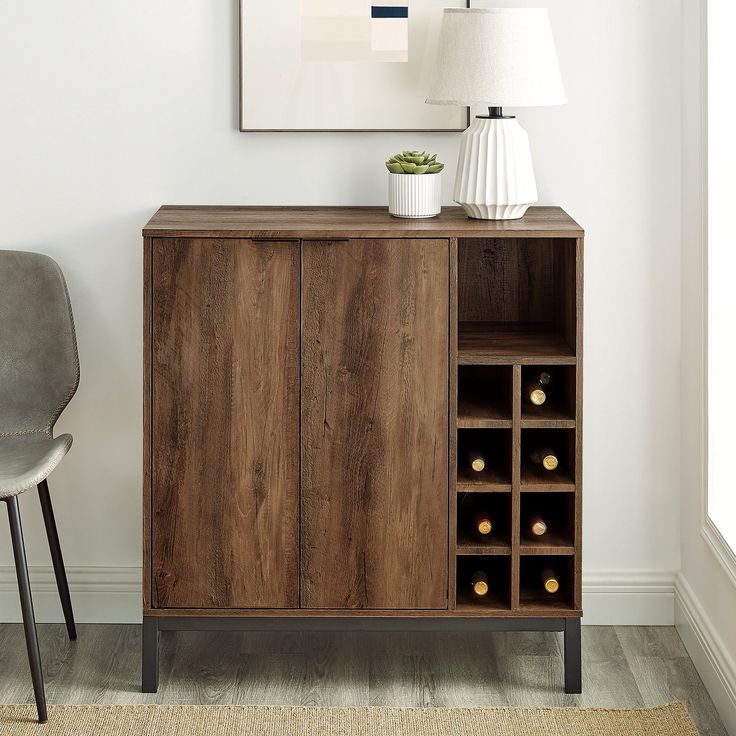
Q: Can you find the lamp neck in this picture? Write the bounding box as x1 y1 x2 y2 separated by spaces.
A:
476 106 515 120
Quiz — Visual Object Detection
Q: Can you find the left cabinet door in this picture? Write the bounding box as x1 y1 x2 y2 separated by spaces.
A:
150 238 300 609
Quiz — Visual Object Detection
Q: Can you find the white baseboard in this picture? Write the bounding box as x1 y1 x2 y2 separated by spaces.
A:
0 566 676 626
675 573 736 736
0 566 142 624
582 569 676 625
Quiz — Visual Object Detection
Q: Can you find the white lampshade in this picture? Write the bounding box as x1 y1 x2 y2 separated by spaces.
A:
426 8 566 108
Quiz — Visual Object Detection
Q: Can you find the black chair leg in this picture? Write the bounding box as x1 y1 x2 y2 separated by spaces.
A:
37 479 76 640
6 496 48 724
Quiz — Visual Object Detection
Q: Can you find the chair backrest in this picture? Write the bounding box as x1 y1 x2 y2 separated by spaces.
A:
0 251 79 436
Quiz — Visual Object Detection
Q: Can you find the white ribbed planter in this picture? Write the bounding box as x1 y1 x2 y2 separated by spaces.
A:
388 173 442 218
454 117 538 220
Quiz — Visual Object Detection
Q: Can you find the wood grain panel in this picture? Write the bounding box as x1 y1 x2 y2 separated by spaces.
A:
144 606 580 618
554 239 578 352
143 238 153 609
448 238 458 610
300 239 449 610
573 237 584 610
457 322 576 365
151 238 299 608
511 365 522 610
143 206 584 240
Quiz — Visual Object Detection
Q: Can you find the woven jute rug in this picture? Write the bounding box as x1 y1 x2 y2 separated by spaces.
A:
0 701 698 735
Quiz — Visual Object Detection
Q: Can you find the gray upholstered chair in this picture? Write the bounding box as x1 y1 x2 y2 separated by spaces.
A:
0 250 79 723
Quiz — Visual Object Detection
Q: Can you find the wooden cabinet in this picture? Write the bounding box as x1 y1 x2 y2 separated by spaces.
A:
142 206 584 694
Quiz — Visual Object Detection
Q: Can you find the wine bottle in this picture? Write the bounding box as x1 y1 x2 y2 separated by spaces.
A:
475 513 493 536
541 569 560 594
530 448 559 471
529 515 548 537
466 450 486 473
525 371 552 406
471 570 489 596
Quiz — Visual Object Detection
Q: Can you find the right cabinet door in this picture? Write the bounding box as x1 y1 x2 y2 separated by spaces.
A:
300 238 449 609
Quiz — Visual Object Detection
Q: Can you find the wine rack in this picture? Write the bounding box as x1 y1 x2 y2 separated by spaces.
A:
452 235 582 617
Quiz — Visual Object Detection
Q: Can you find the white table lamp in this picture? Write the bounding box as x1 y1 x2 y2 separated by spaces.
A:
427 8 566 220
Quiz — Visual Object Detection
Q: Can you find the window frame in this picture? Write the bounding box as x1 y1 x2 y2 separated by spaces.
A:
703 0 736 586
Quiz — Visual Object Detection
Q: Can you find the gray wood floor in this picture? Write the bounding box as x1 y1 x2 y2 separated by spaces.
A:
0 624 727 735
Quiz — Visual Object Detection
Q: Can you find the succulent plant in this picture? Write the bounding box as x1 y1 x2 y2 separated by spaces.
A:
386 150 444 175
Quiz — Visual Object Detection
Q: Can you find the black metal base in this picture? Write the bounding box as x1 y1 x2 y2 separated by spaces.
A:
564 617 582 693
142 615 582 695
142 616 160 693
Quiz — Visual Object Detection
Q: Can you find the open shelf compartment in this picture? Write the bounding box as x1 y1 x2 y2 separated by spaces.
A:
457 492 511 554
458 365 513 428
520 493 575 554
520 555 575 611
456 555 511 611
519 555 575 612
457 428 512 490
521 428 576 491
457 238 577 364
521 365 576 426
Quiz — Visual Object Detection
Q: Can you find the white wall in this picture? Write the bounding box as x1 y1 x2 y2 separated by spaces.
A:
676 1 736 733
0 0 682 624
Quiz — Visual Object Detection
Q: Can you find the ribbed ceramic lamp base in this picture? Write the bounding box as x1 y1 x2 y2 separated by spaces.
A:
453 117 538 221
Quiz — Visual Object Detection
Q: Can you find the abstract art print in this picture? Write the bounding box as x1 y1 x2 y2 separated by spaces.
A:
302 1 409 63
240 0 469 131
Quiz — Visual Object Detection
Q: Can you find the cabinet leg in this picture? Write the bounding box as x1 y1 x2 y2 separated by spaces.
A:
142 616 160 693
564 617 582 693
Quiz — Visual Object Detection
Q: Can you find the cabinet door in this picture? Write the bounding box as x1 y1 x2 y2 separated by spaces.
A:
301 239 449 609
151 238 299 609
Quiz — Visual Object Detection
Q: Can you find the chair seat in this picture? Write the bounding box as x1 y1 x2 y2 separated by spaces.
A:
0 434 73 499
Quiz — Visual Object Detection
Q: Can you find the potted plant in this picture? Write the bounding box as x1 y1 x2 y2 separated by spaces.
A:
386 151 444 218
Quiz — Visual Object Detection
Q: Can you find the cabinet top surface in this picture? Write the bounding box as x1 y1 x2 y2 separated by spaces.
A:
143 206 583 239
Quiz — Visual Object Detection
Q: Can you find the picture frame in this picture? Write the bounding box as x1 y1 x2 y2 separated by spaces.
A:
239 0 471 132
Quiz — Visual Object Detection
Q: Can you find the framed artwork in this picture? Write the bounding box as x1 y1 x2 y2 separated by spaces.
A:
239 0 471 132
